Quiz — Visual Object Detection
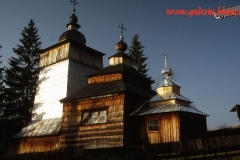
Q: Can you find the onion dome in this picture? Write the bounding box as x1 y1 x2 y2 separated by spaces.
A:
69 9 79 25
59 30 86 44
58 9 86 44
66 9 80 29
109 36 133 67
115 36 128 53
158 52 180 87
161 67 173 77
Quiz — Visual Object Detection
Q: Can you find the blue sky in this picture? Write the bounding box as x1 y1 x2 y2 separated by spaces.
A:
1 0 240 129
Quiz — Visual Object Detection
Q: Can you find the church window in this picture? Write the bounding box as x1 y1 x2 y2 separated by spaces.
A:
82 110 107 125
83 112 90 125
91 111 98 124
99 110 107 123
148 119 159 132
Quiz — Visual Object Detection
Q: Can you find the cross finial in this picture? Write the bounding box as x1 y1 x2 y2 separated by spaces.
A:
118 23 126 37
164 51 168 68
71 0 78 9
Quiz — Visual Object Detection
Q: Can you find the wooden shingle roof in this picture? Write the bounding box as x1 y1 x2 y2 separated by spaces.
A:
14 118 61 138
87 64 154 82
60 80 156 102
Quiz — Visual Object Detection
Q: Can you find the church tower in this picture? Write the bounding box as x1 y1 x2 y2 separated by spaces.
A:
14 2 105 153
60 27 155 149
32 4 105 120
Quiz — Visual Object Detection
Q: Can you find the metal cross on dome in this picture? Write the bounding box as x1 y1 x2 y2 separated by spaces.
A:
164 51 168 68
71 0 78 9
118 23 127 37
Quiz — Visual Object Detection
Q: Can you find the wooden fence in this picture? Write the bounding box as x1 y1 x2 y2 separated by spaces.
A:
2 133 240 159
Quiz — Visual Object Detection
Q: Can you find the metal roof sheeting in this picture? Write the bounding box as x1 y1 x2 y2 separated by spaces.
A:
137 104 208 116
150 93 192 103
14 118 61 138
158 77 180 87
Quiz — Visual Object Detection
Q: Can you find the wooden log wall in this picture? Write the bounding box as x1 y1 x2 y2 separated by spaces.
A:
69 44 103 69
61 94 125 149
16 136 60 154
145 113 180 144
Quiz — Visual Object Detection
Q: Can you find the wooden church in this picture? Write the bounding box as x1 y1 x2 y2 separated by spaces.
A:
13 5 208 153
9 2 231 159
12 2 208 152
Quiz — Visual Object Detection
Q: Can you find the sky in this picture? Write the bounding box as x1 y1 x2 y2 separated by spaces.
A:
0 0 240 129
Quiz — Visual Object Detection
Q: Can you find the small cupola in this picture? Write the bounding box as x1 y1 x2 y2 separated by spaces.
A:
67 9 81 30
109 36 133 67
108 24 133 67
115 36 128 53
157 52 180 96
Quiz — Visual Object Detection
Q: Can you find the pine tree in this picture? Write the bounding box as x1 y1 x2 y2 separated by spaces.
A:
129 34 153 81
0 45 4 114
0 45 5 119
0 45 11 153
3 19 41 131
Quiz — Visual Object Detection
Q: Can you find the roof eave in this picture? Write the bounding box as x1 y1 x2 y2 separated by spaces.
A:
230 104 240 112
40 39 105 56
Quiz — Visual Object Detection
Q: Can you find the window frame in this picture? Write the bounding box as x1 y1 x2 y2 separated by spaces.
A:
148 119 159 132
82 112 91 125
82 109 108 125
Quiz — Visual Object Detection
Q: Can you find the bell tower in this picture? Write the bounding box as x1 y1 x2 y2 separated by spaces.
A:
32 2 105 120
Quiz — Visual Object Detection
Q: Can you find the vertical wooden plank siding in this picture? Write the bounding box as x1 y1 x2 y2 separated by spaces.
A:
39 43 70 68
145 113 180 144
68 45 103 69
39 42 103 69
144 112 207 144
16 136 60 153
